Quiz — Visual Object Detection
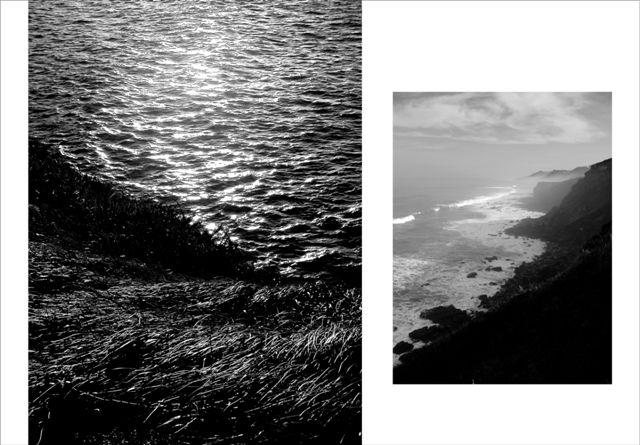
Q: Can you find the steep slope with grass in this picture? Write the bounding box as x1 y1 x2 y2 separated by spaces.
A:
394 159 611 384
29 141 361 444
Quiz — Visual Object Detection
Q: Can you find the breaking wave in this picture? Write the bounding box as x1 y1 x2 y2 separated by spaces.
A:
442 186 517 209
393 212 420 225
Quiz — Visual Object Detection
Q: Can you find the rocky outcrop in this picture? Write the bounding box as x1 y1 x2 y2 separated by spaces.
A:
406 305 471 346
419 305 470 328
408 325 448 343
393 341 414 354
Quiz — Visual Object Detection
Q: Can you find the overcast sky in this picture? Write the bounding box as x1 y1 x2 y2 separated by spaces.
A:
394 92 611 180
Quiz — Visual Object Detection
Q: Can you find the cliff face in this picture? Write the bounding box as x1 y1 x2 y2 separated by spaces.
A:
394 158 612 384
509 158 611 247
520 177 580 213
528 166 588 180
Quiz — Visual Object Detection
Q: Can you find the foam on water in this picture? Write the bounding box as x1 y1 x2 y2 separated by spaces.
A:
393 256 430 291
393 212 420 225
443 186 516 208
393 185 546 362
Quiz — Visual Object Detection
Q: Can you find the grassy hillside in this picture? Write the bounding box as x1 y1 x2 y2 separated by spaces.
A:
29 142 361 444
29 140 261 281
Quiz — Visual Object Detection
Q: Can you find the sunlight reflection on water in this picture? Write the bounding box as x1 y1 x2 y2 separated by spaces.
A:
30 0 361 280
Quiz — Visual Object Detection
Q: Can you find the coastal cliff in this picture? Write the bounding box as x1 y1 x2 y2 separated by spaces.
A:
29 141 361 444
509 158 611 246
519 177 580 213
394 159 612 384
527 165 588 180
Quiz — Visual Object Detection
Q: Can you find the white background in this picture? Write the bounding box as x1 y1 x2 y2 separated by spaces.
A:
1 1 639 445
1 1 28 445
363 1 639 445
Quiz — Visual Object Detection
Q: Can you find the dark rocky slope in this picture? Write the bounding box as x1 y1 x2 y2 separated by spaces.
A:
509 158 611 246
394 159 612 384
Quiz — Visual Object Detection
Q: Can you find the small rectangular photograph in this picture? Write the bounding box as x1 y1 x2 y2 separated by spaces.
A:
392 92 612 384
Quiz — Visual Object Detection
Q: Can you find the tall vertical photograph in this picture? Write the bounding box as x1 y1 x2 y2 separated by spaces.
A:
392 92 612 384
28 1 361 443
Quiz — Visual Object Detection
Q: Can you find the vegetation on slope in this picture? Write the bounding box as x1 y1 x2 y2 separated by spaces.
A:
29 141 361 444
29 140 259 281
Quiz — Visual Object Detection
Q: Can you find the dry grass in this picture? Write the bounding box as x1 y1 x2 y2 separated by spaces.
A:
29 142 361 444
30 244 361 444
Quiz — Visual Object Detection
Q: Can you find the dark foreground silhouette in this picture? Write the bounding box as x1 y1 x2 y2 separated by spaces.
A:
395 159 612 384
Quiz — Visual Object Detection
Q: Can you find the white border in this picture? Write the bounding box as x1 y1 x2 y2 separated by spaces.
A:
363 1 639 444
1 1 29 444
2 1 639 444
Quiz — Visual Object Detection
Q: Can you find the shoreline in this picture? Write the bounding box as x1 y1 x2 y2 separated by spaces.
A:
393 187 546 359
393 159 612 383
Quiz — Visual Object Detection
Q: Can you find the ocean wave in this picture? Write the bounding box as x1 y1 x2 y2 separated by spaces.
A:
443 187 517 209
393 212 420 225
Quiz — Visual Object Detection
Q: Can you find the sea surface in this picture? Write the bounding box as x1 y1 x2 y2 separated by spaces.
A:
393 177 545 362
29 0 361 281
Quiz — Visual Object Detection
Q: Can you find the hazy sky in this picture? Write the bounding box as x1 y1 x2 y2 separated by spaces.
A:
394 92 611 180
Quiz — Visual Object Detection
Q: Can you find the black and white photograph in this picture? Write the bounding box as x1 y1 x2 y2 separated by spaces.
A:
2 1 640 445
26 1 361 444
393 92 612 384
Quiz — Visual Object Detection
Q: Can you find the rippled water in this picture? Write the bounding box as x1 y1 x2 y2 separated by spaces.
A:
29 0 361 281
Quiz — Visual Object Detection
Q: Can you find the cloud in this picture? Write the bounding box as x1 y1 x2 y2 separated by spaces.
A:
393 92 608 145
